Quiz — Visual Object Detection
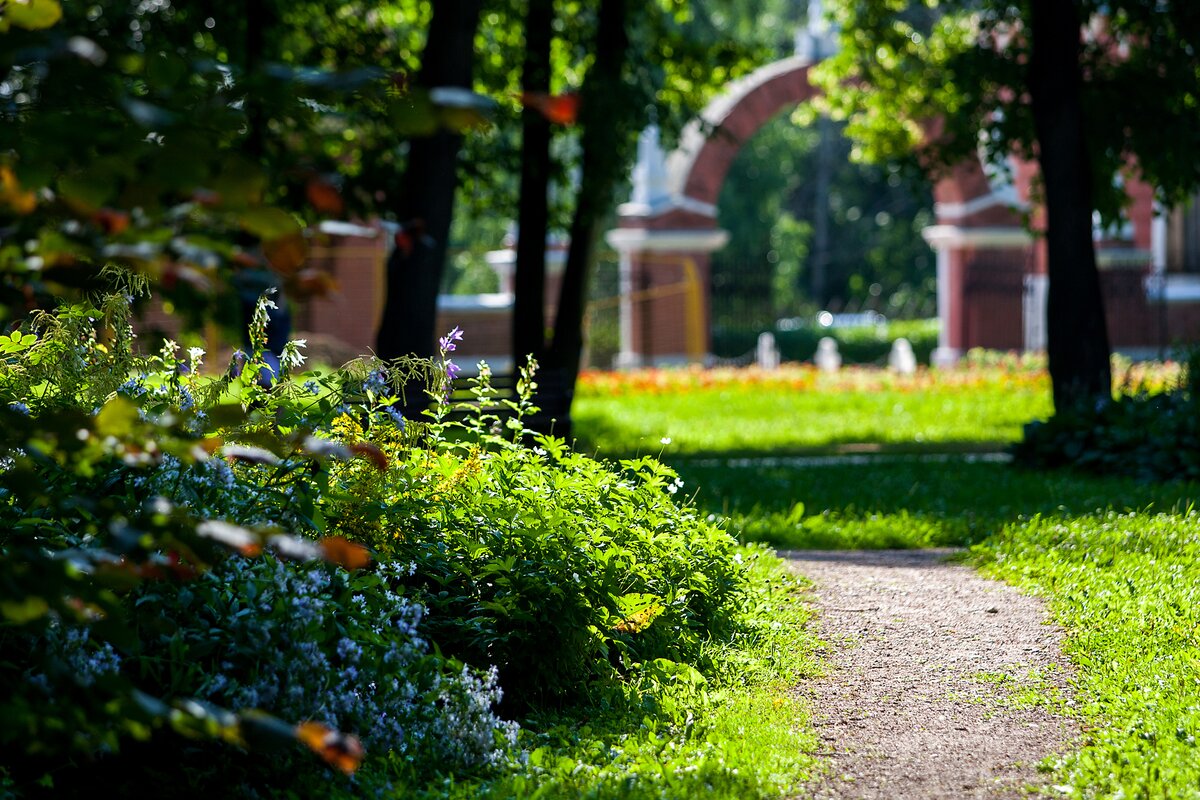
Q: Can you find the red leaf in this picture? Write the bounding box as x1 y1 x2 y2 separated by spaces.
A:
296 722 365 775
348 441 388 471
93 208 131 235
319 536 372 571
520 91 580 125
305 178 344 216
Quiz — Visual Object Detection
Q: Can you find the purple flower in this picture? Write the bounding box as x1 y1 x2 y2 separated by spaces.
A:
439 326 464 354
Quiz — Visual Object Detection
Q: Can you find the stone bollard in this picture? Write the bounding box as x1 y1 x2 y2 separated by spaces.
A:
888 337 917 375
815 336 841 373
756 331 781 370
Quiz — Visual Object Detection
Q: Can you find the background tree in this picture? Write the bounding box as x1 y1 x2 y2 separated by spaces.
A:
813 0 1200 412
0 0 440 335
374 0 486 367
712 112 936 335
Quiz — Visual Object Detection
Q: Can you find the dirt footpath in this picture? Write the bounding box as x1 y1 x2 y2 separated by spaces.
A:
785 549 1079 800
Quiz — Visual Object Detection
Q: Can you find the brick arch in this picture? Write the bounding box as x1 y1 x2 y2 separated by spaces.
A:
664 55 1009 227
666 55 823 218
609 55 1037 367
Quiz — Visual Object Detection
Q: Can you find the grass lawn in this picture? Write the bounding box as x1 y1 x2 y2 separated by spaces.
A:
573 364 1052 458
575 362 1200 797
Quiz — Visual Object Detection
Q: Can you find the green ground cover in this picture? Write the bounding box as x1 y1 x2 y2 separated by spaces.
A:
576 361 1200 797
573 363 1052 458
0 297 822 799
677 458 1197 550
975 514 1200 798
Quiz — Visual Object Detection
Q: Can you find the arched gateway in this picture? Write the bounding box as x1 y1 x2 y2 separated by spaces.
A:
604 55 1157 367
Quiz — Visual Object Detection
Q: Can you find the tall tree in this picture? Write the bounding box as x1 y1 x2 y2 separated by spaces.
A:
814 0 1200 412
376 0 484 367
1029 0 1111 408
538 0 638 431
512 0 555 366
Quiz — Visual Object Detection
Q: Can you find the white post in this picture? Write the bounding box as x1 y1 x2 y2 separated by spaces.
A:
614 249 639 369
931 245 959 367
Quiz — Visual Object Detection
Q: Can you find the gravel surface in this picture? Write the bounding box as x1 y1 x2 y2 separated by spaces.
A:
785 549 1078 800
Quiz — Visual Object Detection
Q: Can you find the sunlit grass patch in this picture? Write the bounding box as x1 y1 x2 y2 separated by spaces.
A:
674 458 1199 550
972 511 1200 798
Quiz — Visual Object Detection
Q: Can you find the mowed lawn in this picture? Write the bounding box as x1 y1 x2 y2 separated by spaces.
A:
573 364 1053 457
575 361 1200 798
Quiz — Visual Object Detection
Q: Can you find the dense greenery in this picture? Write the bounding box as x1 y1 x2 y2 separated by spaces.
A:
0 288 820 797
1015 350 1200 481
713 110 936 318
0 0 437 331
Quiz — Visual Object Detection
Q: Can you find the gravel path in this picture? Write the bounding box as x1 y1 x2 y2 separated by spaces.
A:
785 549 1078 800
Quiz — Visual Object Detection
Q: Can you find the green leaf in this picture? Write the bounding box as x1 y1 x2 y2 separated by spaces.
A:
2 0 63 31
237 207 302 242
95 396 139 438
0 595 49 623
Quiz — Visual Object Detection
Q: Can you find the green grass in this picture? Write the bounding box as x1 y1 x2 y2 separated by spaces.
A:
574 372 1050 458
571 364 1200 797
675 458 1199 550
431 547 821 799
973 512 1200 798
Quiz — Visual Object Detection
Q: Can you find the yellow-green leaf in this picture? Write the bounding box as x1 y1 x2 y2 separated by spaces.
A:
1 596 50 623
95 396 139 438
3 0 63 31
237 207 302 242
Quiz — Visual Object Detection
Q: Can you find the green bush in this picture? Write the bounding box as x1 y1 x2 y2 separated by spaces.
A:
0 293 515 794
0 291 755 793
318 362 749 708
1014 350 1200 481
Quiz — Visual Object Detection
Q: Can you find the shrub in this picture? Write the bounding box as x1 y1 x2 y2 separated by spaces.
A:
0 292 515 794
712 318 940 364
0 289 754 794
317 359 750 708
1014 351 1200 481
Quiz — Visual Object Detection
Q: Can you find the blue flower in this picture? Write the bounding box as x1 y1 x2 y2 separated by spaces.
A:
384 405 406 430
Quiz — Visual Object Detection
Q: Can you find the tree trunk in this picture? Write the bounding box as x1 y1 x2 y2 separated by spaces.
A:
513 0 555 367
376 0 483 374
1028 0 1111 413
539 0 634 436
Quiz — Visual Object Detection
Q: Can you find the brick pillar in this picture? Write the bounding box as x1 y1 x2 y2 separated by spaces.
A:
606 225 728 367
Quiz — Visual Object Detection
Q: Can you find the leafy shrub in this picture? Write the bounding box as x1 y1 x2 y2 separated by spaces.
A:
0 290 755 794
0 293 515 794
317 359 750 708
1014 350 1200 481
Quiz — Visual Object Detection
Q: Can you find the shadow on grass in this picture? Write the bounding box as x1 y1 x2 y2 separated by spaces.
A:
668 455 1199 551
777 548 967 568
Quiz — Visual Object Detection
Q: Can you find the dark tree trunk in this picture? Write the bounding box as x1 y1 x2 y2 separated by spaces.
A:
513 0 555 367
376 0 483 373
539 0 634 436
1028 0 1111 412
